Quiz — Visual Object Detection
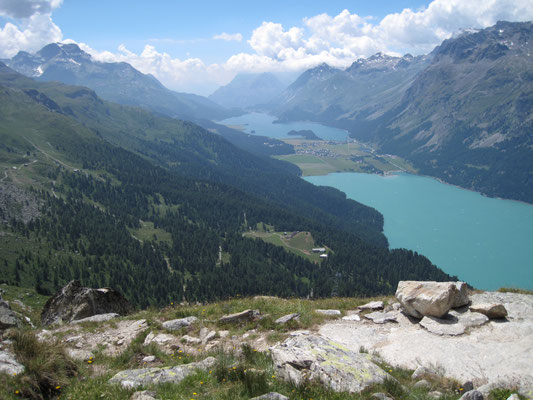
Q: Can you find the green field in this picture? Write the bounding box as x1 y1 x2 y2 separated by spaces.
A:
130 220 172 244
244 229 328 263
276 139 417 176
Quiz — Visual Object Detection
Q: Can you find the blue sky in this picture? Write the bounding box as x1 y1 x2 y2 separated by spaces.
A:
1 0 532 94
50 0 428 62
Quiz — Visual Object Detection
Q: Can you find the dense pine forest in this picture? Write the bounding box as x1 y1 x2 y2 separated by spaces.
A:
0 62 453 308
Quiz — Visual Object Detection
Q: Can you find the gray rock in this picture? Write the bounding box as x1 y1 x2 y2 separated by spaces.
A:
218 330 230 338
162 316 198 331
41 280 133 326
250 393 289 400
181 335 201 345
219 309 259 324
396 281 460 319
469 303 508 319
0 350 24 375
365 311 398 324
289 330 310 336
429 391 442 399
462 381 474 392
142 355 156 363
451 311 489 328
275 313 299 324
459 390 484 400
202 330 216 344
71 313 119 324
506 394 520 400
414 379 431 389
358 301 384 311
342 314 361 321
109 357 216 388
453 282 470 308
0 299 21 330
131 390 157 400
372 393 394 400
67 348 94 361
419 316 465 336
315 309 341 316
270 334 390 393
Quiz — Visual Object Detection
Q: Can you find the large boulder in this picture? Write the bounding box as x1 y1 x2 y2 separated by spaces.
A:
270 334 390 393
396 281 464 319
41 280 133 326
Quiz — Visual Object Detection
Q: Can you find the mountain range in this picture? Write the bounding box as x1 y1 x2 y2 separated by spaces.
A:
271 21 533 203
3 43 237 121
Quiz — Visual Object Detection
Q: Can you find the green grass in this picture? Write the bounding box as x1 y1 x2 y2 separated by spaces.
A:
129 220 172 244
275 140 417 176
0 284 49 325
0 294 522 400
244 230 326 262
497 287 533 295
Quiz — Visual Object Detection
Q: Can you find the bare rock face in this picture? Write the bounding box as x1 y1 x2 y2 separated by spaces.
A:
270 334 390 393
396 281 463 319
41 280 133 326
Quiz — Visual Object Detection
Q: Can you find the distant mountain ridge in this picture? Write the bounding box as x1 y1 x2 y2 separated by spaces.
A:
272 54 429 124
209 72 286 109
4 43 238 121
272 21 533 203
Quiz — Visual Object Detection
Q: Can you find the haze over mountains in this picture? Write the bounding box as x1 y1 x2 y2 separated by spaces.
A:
209 72 286 109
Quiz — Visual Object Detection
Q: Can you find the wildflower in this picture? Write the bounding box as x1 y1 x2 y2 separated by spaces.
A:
272 375 275 378
209 370 212 374
171 302 174 305
56 385 61 390
389 369 392 372
200 381 203 385
15 390 20 394
232 366 236 370
88 360 93 364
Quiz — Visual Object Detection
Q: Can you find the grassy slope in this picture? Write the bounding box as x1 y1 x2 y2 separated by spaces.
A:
0 289 524 400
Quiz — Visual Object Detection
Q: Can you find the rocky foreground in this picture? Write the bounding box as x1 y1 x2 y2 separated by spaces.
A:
0 281 531 400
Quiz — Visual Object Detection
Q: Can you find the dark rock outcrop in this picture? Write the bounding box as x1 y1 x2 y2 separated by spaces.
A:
41 280 133 326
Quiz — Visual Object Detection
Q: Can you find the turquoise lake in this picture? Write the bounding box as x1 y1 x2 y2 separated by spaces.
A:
305 172 533 291
219 112 349 141
221 113 533 290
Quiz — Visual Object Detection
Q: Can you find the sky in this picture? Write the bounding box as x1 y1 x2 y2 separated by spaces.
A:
0 0 532 95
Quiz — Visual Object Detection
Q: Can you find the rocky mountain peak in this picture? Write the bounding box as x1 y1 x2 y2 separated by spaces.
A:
432 20 533 62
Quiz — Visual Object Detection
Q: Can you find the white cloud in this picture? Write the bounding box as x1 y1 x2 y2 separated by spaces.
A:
2 0 533 94
0 0 62 58
0 13 62 57
0 0 62 19
213 32 243 42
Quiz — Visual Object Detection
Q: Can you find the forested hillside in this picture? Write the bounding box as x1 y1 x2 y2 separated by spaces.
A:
0 64 453 308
